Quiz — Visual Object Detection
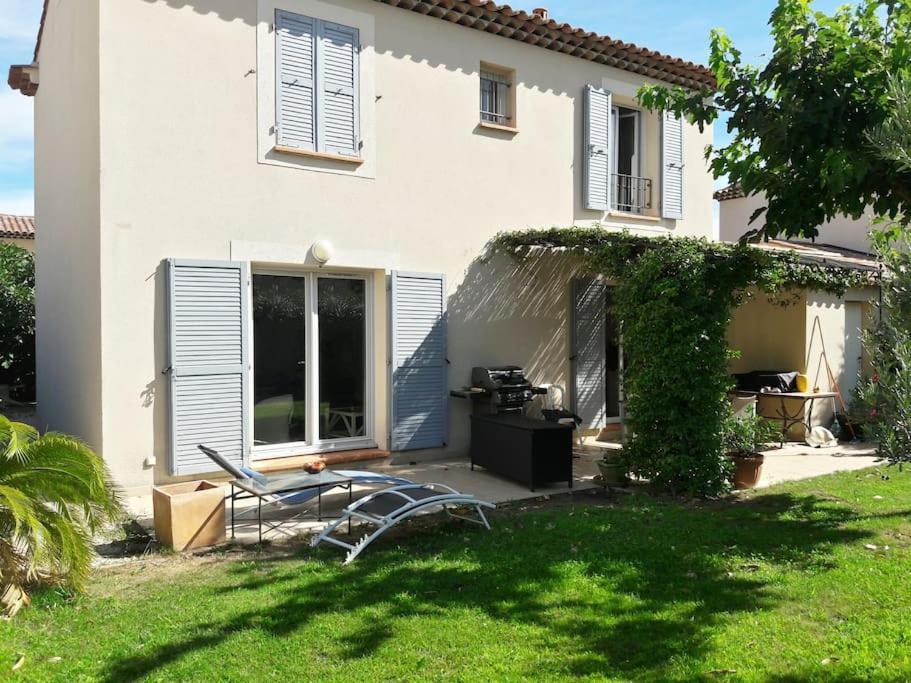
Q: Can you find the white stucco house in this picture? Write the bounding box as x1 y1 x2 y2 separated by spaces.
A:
9 0 719 493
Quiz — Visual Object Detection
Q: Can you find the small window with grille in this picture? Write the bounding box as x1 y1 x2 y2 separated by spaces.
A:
479 65 515 128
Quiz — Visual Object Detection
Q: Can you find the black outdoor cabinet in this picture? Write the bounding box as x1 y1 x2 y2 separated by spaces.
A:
470 415 573 491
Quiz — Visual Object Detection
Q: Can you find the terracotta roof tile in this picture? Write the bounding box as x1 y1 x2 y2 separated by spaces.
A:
736 239 880 273
375 1 716 89
0 215 36 240
713 184 745 201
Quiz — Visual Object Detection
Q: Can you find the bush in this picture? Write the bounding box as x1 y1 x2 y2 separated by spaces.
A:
722 407 779 456
857 228 911 467
0 244 35 401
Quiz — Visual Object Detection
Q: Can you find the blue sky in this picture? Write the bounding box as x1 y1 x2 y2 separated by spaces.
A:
0 0 846 216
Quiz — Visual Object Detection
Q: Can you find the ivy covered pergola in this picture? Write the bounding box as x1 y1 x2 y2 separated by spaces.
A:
495 228 876 496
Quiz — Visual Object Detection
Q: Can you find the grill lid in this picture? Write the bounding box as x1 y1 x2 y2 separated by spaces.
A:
471 365 531 391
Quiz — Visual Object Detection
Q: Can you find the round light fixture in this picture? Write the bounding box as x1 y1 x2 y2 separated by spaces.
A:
311 240 334 265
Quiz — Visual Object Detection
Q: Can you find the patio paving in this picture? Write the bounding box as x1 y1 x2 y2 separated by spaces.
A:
121 441 882 548
754 440 882 488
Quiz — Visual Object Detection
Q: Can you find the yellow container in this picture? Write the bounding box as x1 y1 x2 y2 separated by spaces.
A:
795 374 809 393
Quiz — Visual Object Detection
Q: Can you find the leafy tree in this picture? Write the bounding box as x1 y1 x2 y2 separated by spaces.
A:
0 244 35 399
638 0 911 240
0 416 122 617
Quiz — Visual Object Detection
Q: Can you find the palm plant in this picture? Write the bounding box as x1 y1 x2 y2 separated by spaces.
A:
0 415 122 617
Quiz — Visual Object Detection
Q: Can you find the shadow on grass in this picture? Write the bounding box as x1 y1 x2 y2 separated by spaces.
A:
103 490 898 680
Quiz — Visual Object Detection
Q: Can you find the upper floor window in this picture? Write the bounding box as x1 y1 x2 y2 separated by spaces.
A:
583 85 684 219
479 65 516 129
275 10 361 160
612 106 650 214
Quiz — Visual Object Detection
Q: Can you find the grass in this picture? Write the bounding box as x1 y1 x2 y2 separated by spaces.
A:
3 467 911 681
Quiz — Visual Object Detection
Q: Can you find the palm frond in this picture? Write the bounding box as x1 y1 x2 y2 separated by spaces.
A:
0 419 123 615
0 415 38 464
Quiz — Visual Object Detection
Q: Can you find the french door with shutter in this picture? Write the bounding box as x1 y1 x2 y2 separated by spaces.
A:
250 270 373 459
571 278 624 429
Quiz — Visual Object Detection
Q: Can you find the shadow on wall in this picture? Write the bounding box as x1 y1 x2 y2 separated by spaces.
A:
142 262 169 480
446 249 582 432
390 247 582 456
136 0 605 221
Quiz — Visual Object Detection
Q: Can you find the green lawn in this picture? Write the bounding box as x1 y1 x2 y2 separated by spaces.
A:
3 468 911 681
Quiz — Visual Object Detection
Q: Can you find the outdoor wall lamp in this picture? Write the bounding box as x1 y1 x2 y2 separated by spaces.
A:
311 240 334 265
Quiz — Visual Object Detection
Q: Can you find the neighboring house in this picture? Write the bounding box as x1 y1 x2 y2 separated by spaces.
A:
9 0 716 493
717 185 880 429
0 214 36 253
716 185 875 254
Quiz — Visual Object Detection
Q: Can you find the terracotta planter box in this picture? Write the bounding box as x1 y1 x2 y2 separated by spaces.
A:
153 481 226 551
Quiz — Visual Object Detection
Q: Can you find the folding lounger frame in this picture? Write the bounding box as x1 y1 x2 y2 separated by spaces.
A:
311 483 496 564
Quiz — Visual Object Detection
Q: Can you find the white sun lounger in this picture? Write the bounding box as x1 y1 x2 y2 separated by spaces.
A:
311 483 496 564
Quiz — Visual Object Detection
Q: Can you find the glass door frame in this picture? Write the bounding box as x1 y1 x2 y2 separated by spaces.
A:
604 286 624 426
248 267 375 460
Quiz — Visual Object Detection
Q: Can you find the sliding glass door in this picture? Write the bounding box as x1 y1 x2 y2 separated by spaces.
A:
252 275 308 446
252 271 370 456
318 277 366 440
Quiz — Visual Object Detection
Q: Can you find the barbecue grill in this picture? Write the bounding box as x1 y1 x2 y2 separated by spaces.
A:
469 365 545 415
452 365 574 491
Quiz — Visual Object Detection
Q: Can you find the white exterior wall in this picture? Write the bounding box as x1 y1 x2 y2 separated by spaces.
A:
719 192 875 254
39 0 715 489
33 0 103 448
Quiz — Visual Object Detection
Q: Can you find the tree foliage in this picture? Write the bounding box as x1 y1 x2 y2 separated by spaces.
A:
638 0 911 240
496 228 873 496
0 416 122 617
0 244 35 398
857 229 911 467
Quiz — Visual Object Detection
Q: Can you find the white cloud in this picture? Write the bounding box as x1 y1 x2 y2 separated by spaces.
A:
0 190 34 216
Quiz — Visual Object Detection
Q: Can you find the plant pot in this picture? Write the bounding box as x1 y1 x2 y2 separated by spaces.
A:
729 453 764 490
597 460 627 486
153 480 226 551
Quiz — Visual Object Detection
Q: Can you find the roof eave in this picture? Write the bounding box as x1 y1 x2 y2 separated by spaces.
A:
373 0 717 90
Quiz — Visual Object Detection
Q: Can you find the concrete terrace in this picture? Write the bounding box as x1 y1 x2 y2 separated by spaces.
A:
120 442 882 550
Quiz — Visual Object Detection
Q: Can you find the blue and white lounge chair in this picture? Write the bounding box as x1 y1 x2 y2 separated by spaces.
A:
198 445 414 536
311 483 496 564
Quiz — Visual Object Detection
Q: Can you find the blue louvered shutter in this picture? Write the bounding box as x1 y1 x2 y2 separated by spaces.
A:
276 10 317 151
572 278 607 429
167 260 250 476
391 272 448 451
584 85 611 211
317 20 360 157
661 111 685 219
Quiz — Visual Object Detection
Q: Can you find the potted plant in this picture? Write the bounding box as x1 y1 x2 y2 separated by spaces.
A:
596 448 627 486
723 408 778 490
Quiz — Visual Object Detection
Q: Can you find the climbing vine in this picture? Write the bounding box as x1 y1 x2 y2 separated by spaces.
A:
494 228 874 496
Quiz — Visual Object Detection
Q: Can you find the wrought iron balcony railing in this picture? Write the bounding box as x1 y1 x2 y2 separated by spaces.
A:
612 174 653 213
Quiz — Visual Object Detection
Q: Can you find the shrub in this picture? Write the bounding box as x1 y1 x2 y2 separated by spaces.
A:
0 244 35 400
722 407 779 456
857 228 911 467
